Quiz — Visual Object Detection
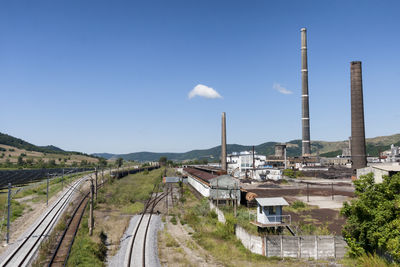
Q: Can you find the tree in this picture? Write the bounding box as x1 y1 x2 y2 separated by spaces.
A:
17 155 24 166
80 160 88 167
159 156 167 166
98 158 108 167
48 159 57 167
341 172 400 260
116 158 123 167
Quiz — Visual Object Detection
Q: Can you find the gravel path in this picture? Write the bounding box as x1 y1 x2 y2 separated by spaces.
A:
108 214 162 267
0 176 87 266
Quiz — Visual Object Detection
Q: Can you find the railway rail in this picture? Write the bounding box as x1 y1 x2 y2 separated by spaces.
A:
48 166 159 266
126 182 171 267
48 173 111 267
0 176 88 266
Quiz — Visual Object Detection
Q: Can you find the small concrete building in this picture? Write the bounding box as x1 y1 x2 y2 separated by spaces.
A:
357 164 400 183
210 175 241 204
255 197 290 226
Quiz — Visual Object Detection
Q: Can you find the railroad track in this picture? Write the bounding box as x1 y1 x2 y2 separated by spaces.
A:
48 171 112 267
0 176 88 267
48 192 89 267
126 183 171 267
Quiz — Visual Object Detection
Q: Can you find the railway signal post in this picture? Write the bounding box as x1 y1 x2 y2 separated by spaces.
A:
47 173 49 206
95 168 98 200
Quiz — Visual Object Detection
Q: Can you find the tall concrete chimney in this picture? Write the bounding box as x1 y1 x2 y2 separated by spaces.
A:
301 28 311 157
221 112 227 172
350 61 367 174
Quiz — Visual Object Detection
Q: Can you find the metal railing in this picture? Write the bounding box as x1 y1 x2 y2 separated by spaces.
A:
263 215 291 225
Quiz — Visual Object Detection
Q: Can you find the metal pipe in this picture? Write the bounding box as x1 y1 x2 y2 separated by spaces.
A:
301 28 311 156
350 61 367 175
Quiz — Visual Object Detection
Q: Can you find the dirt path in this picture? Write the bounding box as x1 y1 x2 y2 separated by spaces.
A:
159 217 223 267
0 177 89 254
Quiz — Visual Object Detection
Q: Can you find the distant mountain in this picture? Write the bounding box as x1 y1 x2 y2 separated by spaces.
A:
0 132 93 157
95 133 400 162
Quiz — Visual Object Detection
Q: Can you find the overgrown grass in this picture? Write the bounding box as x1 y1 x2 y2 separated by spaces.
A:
67 168 162 265
97 168 163 209
341 253 400 267
285 200 315 213
219 205 258 235
67 206 107 267
175 186 302 266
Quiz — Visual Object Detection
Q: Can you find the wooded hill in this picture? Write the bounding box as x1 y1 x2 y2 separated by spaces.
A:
94 133 400 162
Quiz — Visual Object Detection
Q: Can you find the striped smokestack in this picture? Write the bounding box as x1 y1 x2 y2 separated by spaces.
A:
301 28 311 156
221 112 227 172
350 61 367 174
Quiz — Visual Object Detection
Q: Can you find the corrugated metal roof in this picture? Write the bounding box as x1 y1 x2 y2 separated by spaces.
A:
372 165 400 172
210 175 239 188
165 177 180 183
255 197 289 207
183 167 217 182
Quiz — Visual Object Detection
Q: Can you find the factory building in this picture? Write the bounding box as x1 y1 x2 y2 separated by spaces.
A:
357 164 400 184
227 151 282 180
183 167 241 203
380 144 400 163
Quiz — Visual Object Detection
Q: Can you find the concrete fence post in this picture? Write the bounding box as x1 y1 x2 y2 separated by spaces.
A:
262 236 266 256
333 236 336 258
280 235 283 258
265 236 268 257
298 236 301 258
315 236 318 260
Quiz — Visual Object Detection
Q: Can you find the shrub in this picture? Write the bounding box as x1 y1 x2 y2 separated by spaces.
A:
291 200 306 209
170 215 177 225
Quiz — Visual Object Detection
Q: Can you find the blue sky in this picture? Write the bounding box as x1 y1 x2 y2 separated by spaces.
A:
0 1 399 154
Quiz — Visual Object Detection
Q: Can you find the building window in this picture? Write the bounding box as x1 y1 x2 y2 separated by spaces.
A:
268 206 276 215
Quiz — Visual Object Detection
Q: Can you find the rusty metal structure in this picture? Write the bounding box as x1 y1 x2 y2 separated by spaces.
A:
221 112 227 172
301 28 311 157
350 61 367 174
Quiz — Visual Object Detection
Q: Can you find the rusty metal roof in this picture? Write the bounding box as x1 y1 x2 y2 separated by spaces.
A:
183 167 217 183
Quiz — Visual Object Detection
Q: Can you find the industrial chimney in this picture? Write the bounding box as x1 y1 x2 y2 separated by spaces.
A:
350 61 367 174
301 28 311 157
221 112 227 172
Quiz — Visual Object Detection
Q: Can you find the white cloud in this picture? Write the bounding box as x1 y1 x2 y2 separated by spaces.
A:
273 83 293 95
188 84 222 99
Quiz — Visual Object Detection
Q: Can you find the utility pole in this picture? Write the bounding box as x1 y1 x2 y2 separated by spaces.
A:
47 173 49 206
307 183 309 202
234 183 237 217
62 169 64 190
89 177 94 236
216 179 219 207
7 183 11 244
102 168 104 184
95 168 98 200
166 184 168 215
331 183 334 200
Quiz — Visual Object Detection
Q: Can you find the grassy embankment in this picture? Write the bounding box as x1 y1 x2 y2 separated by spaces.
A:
0 171 90 236
164 185 310 267
67 168 163 266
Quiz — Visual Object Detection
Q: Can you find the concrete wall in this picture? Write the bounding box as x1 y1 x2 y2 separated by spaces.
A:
187 176 210 197
209 202 226 223
236 226 264 255
209 201 347 259
264 235 346 259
